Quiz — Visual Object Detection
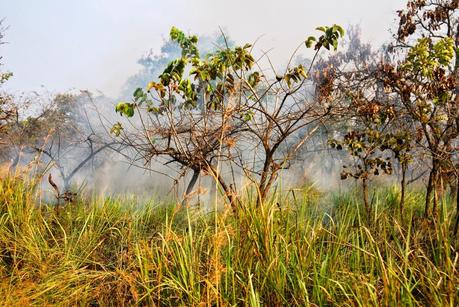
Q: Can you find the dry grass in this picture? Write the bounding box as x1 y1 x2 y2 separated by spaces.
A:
0 177 457 306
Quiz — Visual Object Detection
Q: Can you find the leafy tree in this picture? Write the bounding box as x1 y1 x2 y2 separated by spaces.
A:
120 31 234 99
382 0 459 217
323 2 458 220
113 25 344 206
313 26 411 217
329 102 396 218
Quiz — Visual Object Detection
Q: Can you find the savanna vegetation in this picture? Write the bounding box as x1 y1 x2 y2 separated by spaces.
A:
0 1 458 305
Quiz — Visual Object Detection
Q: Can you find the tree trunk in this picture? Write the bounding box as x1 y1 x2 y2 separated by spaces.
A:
454 179 459 235
425 160 438 218
257 153 273 207
63 177 70 193
182 169 200 205
257 168 280 206
8 154 20 174
48 174 61 214
259 175 277 206
258 188 267 207
432 171 439 217
362 178 371 221
256 148 284 207
400 162 407 216
207 165 238 209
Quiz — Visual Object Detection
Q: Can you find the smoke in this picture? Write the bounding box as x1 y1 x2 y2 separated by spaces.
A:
1 0 405 98
4 22 413 209
38 27 350 205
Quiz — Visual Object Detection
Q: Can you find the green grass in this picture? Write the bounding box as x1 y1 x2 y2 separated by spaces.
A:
0 177 458 306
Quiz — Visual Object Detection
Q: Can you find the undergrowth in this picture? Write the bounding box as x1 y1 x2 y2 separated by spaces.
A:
0 177 458 306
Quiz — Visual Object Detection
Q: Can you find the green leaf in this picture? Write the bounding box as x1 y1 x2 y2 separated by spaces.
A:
285 75 292 88
242 110 254 122
110 122 123 136
333 24 345 37
248 71 261 87
305 36 316 48
147 106 161 114
332 39 338 51
115 102 135 117
316 26 326 32
133 88 144 102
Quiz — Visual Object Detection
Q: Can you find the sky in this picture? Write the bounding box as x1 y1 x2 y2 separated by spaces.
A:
0 0 406 98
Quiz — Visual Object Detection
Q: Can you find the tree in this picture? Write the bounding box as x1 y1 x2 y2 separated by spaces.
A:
322 3 458 220
2 92 115 205
0 19 16 150
382 0 458 217
0 72 14 143
113 25 344 207
313 26 412 218
34 93 116 194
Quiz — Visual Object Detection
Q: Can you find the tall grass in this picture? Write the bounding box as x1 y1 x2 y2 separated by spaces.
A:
0 177 457 306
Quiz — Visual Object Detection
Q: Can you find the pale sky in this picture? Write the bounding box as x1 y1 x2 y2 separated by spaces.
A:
0 0 406 98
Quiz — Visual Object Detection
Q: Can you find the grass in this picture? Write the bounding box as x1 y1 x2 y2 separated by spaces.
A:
0 176 458 306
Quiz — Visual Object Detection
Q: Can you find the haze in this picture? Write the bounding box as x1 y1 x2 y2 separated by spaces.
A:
0 0 405 97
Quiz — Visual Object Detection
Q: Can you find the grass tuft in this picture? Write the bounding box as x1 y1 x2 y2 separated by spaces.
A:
0 177 457 305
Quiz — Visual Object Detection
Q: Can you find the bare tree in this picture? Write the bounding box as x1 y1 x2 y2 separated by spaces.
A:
2 92 116 204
